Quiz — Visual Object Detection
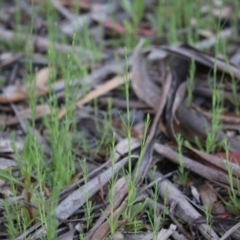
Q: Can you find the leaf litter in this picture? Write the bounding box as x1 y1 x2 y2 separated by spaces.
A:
0 0 240 239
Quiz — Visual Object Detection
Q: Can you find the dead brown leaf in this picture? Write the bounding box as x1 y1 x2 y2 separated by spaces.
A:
131 40 161 109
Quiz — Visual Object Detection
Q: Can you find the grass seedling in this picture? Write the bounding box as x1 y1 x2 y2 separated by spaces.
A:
191 18 225 153
121 0 145 32
155 0 164 37
223 140 240 215
202 14 225 153
146 185 160 239
122 47 134 177
161 188 169 226
80 158 94 230
93 114 113 158
231 0 240 37
4 200 28 239
204 204 213 234
121 0 146 49
145 176 169 240
127 202 147 231
168 13 178 44
174 134 188 186
3 132 47 238
205 84 223 153
106 145 122 238
132 113 151 184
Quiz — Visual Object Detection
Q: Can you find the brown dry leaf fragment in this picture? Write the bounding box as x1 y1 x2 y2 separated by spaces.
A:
0 84 49 103
0 157 17 169
35 67 55 89
193 103 240 124
0 53 23 68
99 97 148 109
76 74 131 107
58 74 131 119
0 85 29 103
0 185 15 197
2 104 50 126
197 29 216 38
132 121 145 139
57 228 75 240
57 0 91 10
154 143 239 188
0 133 24 153
212 5 232 19
171 81 187 129
198 183 217 207
176 105 240 153
131 40 161 109
211 201 226 215
160 44 240 79
189 147 240 178
172 82 187 120
163 57 189 140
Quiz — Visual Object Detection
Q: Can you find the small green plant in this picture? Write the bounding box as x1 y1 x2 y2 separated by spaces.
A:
204 204 213 234
132 113 151 183
174 134 188 186
122 180 147 232
232 0 240 37
123 199 147 233
4 200 29 239
205 74 224 153
168 13 178 44
121 0 146 48
121 0 145 31
80 159 94 230
223 140 240 215
107 184 121 237
146 186 169 240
